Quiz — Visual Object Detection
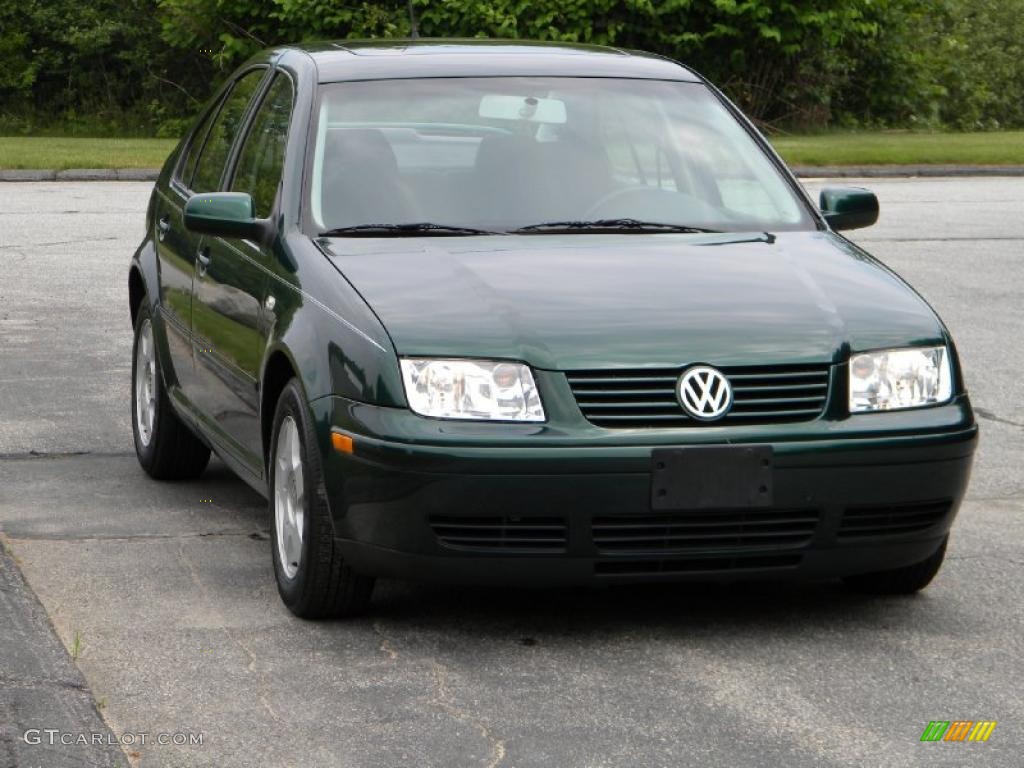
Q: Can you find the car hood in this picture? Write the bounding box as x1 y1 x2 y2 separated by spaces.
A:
318 231 945 370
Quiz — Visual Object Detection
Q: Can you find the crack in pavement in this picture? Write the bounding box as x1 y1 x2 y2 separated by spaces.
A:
965 498 1024 507
948 553 1024 567
372 622 398 661
975 407 1024 430
2 530 270 543
0 673 88 692
0 235 120 250
370 622 506 765
0 210 139 215
175 544 283 727
429 660 506 768
0 450 136 461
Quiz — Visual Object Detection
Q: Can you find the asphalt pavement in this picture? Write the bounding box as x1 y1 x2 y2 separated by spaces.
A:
0 178 1022 767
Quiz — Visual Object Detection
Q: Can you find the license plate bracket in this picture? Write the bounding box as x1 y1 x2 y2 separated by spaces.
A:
651 445 774 510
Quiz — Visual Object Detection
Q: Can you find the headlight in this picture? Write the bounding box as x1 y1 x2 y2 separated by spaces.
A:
400 358 546 421
849 346 953 413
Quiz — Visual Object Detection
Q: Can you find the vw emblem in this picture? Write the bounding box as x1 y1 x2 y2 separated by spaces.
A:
677 366 732 421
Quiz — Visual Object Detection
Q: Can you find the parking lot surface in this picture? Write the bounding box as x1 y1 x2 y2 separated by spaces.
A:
1 179 1022 767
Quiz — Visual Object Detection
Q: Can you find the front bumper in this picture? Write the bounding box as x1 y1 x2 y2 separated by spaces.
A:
312 395 977 585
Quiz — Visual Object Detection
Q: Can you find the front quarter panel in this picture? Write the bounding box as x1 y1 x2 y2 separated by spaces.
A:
263 233 405 407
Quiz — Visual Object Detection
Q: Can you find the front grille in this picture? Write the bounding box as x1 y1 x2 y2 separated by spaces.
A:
593 509 820 555
595 554 802 576
838 500 951 539
566 364 831 428
429 514 568 553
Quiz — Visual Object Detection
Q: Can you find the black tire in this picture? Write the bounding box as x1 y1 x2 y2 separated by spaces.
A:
131 304 211 480
269 378 374 619
844 536 948 595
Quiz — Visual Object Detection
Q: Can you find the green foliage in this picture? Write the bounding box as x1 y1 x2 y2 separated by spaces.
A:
1 0 1022 135
146 0 896 126
937 0 1024 129
0 0 205 134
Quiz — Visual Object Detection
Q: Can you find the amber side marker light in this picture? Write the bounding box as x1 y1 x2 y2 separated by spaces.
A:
333 434 358 456
331 431 355 454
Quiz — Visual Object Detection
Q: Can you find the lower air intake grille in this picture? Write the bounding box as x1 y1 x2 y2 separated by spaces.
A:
567 364 831 428
839 500 952 539
595 554 802 576
429 515 567 553
592 509 820 555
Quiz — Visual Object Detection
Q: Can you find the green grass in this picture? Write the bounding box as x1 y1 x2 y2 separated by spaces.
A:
770 130 1024 166
0 136 176 170
1 131 1022 170
70 629 83 660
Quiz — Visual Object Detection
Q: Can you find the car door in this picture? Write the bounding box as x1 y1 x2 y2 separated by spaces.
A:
154 68 266 419
152 96 223 405
190 72 294 477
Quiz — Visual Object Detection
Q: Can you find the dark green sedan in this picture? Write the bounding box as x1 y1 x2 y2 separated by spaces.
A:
130 40 976 618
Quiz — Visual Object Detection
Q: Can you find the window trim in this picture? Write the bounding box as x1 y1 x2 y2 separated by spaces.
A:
225 68 297 219
178 65 271 195
171 96 224 195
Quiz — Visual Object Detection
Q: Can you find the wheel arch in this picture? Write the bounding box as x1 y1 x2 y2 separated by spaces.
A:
128 265 146 326
128 237 161 325
259 344 304 468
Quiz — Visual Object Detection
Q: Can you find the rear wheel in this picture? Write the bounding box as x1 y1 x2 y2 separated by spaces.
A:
132 305 210 479
270 378 374 618
844 536 948 595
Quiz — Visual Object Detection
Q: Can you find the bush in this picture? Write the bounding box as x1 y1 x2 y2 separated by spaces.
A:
1 0 1022 134
152 0 895 127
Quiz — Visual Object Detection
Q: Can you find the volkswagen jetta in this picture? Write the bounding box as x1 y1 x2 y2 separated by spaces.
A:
129 40 976 617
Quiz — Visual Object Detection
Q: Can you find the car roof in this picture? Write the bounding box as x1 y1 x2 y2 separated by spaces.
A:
284 39 701 83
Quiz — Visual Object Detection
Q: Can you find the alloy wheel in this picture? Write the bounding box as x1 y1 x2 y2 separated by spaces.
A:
274 416 305 579
134 318 157 446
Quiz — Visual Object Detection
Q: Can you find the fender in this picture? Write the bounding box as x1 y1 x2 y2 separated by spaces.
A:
255 230 407 474
259 232 405 405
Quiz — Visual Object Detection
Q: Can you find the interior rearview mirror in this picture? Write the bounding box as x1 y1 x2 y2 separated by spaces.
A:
478 94 567 124
819 186 879 232
183 192 270 241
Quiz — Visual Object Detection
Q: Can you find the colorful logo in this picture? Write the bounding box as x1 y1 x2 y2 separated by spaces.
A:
920 721 997 742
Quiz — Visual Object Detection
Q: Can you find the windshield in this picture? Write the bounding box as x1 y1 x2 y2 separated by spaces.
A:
308 77 815 234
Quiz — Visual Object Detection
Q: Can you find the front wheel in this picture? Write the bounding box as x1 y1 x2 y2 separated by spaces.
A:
132 305 210 479
844 536 948 595
269 379 374 618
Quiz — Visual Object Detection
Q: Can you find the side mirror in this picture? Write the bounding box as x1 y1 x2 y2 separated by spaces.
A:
819 187 879 232
184 192 270 241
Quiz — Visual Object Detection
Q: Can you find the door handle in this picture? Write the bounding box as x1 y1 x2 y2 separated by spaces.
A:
196 248 211 275
157 216 171 240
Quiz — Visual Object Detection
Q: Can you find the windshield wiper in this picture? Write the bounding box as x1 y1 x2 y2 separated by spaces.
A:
319 222 503 237
513 218 720 234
